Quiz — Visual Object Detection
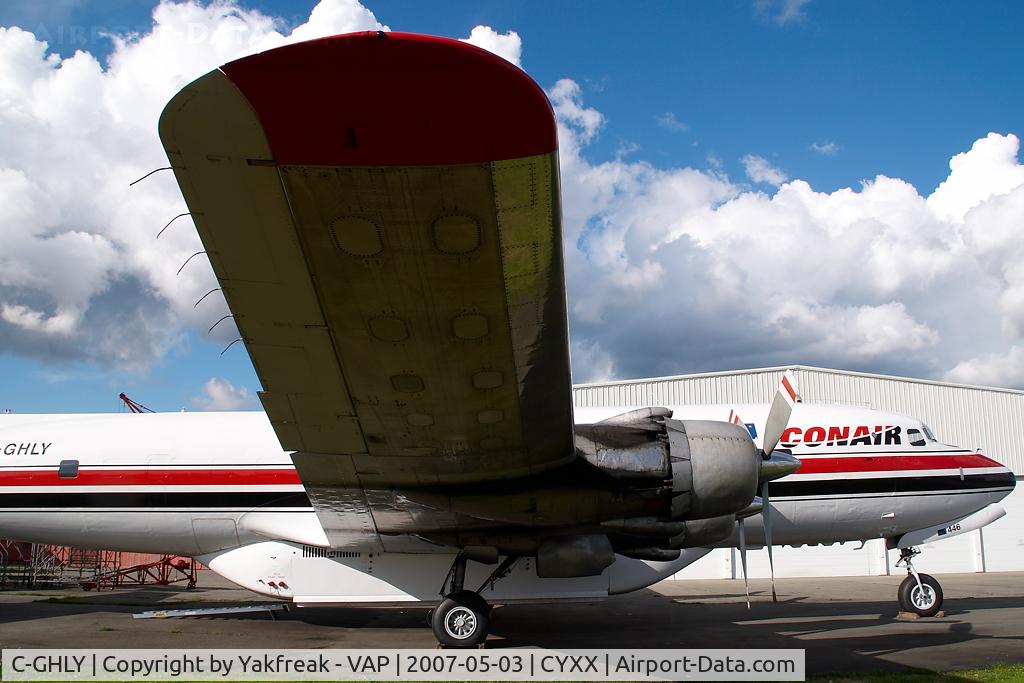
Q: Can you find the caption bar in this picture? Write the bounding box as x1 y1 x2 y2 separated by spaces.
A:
1 648 804 681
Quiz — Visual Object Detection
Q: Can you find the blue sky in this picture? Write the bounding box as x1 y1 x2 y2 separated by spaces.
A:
9 1 1022 193
2 0 1024 413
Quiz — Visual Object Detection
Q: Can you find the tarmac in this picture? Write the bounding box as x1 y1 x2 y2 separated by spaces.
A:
1 571 1022 676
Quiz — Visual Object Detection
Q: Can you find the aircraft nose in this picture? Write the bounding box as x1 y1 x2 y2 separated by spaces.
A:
990 462 1017 491
974 452 1017 491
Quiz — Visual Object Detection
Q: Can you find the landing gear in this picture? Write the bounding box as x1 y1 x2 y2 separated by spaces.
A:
895 547 944 617
432 590 490 647
430 552 519 647
431 553 493 648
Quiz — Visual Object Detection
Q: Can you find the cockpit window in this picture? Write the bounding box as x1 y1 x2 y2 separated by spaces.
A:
906 429 927 447
922 425 936 441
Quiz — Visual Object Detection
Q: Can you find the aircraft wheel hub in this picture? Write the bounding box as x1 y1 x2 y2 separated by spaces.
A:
444 606 477 639
911 584 937 610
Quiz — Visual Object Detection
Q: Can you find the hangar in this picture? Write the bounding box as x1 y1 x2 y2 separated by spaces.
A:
573 365 1024 580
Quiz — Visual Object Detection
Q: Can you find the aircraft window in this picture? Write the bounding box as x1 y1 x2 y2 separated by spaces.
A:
58 459 79 479
906 429 927 447
922 425 936 441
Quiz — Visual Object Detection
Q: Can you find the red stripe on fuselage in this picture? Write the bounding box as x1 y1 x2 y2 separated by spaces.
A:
0 455 1006 487
794 453 1004 475
0 469 302 487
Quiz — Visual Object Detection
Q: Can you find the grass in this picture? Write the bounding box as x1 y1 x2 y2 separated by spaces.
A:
0 662 1018 682
811 662 1024 682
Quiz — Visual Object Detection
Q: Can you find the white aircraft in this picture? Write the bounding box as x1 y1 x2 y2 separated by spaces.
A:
0 32 1015 647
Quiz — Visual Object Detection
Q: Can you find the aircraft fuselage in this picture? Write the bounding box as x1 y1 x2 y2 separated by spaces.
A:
0 404 1014 603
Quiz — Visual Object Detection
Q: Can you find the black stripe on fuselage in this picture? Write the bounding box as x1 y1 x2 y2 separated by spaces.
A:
0 491 311 509
771 473 1015 498
0 474 1013 510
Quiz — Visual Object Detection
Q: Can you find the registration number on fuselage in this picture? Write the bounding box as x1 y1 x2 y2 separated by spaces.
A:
2 442 53 456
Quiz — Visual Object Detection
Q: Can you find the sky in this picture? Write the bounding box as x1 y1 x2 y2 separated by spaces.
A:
1 0 1023 413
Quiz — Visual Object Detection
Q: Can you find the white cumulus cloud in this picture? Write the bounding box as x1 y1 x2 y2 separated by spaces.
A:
552 80 1024 386
3 1 1024 393
0 0 381 370
945 345 1024 387
755 0 812 25
742 154 788 186
810 141 839 155
460 25 521 67
656 111 688 133
191 377 256 411
927 132 1024 223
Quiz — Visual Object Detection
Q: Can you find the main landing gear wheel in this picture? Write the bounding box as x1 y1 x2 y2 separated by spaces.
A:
432 590 490 648
898 573 943 617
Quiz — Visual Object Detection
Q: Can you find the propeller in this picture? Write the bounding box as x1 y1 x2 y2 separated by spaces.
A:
732 369 801 605
761 480 777 601
734 496 762 609
737 517 750 609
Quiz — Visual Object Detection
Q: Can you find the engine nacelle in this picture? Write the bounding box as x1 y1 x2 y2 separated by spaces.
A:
665 514 736 548
575 415 760 521
666 419 760 520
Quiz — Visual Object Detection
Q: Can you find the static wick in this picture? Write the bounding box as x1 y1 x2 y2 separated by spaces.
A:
220 338 243 356
176 251 206 276
156 213 192 239
207 314 235 335
193 288 221 308
129 167 176 187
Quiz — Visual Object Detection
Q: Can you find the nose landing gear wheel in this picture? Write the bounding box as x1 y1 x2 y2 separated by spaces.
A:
432 590 490 648
898 573 943 617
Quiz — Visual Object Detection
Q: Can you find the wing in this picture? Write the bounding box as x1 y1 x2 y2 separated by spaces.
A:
159 32 574 490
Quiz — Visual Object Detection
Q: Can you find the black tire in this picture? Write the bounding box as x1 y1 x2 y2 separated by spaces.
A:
897 576 911 611
448 589 491 615
431 591 490 648
898 573 943 617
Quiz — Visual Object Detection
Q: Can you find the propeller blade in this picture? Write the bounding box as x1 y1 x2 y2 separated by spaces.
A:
738 517 750 609
737 496 764 519
762 481 778 602
762 369 800 455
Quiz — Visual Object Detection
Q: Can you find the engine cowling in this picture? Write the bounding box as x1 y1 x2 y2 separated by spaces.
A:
665 418 760 519
665 514 736 548
575 415 760 521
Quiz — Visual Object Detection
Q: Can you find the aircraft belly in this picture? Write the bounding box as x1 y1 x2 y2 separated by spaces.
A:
718 499 836 547
198 541 707 603
0 511 201 555
0 506 331 556
880 487 1014 535
719 487 1012 548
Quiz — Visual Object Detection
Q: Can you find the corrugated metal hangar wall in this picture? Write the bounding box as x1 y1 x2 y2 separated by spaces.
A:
572 365 1024 579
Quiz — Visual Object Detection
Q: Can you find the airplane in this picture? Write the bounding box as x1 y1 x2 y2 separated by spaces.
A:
0 32 1015 647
